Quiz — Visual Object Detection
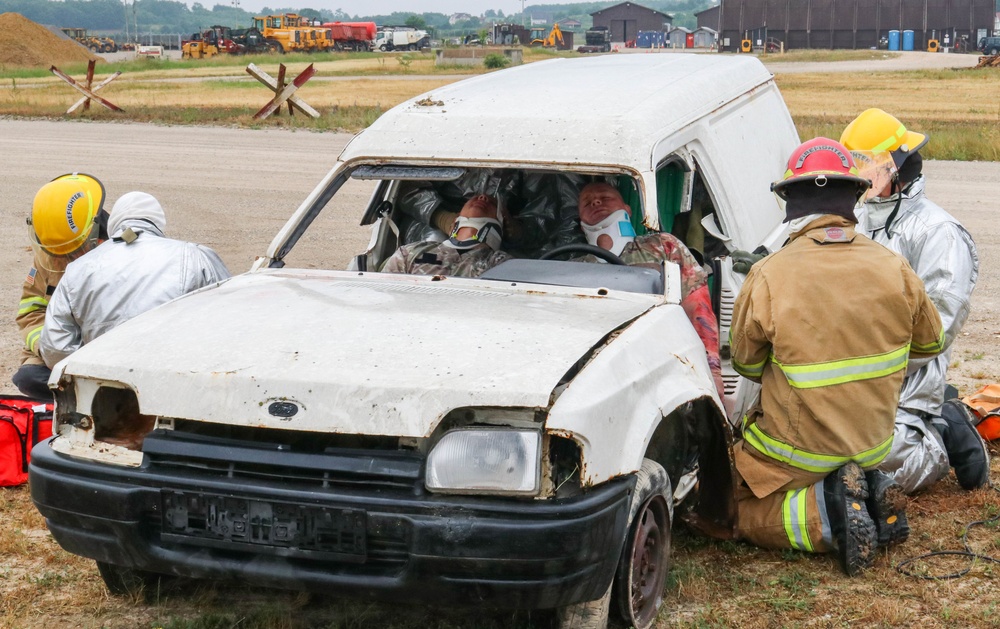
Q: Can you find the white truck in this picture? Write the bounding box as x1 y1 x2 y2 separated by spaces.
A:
375 26 429 51
31 55 799 628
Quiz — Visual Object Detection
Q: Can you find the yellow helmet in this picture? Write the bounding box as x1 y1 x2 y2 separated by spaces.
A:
840 108 928 168
30 173 106 256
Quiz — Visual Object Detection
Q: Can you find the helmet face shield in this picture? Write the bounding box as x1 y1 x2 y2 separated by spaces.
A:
849 150 898 201
28 220 100 273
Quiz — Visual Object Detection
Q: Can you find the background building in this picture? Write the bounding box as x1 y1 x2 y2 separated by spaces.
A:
591 2 674 43
697 0 995 52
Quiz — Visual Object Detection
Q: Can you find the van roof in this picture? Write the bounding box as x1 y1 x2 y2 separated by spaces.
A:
340 54 776 172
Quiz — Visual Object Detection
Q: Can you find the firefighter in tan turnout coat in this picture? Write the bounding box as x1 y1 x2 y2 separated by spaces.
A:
729 138 946 576
13 173 108 400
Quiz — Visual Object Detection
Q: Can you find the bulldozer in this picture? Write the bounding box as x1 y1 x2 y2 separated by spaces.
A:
61 27 118 53
530 23 564 48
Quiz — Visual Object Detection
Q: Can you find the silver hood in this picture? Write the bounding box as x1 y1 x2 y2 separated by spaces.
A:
56 270 659 437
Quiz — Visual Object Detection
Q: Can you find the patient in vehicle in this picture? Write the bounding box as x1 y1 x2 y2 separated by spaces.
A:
382 195 511 277
577 182 724 398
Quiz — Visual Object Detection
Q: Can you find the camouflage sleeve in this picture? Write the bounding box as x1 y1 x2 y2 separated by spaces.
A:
380 244 414 274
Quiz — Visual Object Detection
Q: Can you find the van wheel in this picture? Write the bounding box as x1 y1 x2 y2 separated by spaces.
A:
379 44 388 51
991 47 999 55
557 458 672 629
614 458 672 629
96 561 162 598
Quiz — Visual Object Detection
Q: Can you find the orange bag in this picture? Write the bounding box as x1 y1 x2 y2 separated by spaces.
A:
961 384 1000 442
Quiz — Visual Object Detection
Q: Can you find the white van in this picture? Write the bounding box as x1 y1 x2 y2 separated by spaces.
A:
31 55 799 629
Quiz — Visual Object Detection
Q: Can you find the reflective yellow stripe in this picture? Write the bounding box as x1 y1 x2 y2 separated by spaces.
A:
770 344 909 389
732 355 767 378
25 325 43 353
912 328 946 354
18 296 48 316
745 423 893 473
871 123 907 154
783 488 814 552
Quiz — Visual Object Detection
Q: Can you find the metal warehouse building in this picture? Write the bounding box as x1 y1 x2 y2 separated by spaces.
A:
591 2 674 43
696 0 995 52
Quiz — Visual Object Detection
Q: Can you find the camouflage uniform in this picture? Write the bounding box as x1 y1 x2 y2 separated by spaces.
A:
619 233 723 397
382 241 511 278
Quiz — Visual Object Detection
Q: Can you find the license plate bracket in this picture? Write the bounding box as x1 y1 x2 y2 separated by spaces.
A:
161 490 366 562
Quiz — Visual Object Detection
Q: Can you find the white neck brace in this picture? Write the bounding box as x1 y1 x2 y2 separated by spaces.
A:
444 216 503 251
581 209 635 256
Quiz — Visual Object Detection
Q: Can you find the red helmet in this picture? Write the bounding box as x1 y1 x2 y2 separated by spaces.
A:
771 137 871 201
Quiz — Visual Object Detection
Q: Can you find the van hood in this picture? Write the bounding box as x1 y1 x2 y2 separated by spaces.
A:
58 270 658 437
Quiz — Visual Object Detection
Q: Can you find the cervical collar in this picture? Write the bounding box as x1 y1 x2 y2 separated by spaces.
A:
443 216 503 251
581 209 635 256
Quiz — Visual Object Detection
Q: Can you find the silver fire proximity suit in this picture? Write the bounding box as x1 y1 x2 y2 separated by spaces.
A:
39 195 231 368
857 176 979 493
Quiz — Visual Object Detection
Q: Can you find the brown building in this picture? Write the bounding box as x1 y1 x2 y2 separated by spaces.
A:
696 0 995 52
591 2 674 43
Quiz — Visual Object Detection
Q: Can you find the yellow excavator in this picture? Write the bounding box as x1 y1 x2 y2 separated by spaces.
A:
530 23 564 48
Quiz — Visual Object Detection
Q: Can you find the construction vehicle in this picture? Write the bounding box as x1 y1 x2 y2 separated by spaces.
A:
252 14 314 53
530 23 564 48
181 26 237 59
375 26 430 52
578 26 611 53
61 27 118 53
182 25 277 58
322 21 376 51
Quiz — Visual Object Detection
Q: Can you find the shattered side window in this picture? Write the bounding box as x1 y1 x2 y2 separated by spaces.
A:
280 177 378 271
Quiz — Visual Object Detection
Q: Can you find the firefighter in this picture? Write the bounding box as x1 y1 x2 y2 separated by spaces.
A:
12 173 108 400
840 109 985 493
730 138 945 575
38 192 231 368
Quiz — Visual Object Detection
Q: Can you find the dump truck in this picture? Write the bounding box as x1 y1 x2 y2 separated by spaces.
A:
322 21 376 51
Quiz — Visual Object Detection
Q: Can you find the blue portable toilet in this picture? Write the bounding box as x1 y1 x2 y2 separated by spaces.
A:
888 30 900 50
902 30 914 50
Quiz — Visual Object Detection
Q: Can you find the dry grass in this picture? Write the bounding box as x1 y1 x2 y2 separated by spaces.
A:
0 57 997 159
779 69 1000 161
6 463 1000 628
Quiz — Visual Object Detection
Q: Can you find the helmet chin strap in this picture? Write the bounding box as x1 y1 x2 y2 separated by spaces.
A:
581 209 635 256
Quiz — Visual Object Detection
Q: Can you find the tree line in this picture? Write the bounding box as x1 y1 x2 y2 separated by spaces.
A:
0 0 713 35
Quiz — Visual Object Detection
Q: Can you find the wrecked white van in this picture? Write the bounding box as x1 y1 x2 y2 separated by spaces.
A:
31 55 799 628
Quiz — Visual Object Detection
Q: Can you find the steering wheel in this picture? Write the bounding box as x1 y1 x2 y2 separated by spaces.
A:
539 243 626 266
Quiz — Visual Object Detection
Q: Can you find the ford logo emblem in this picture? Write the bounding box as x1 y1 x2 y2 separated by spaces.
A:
268 401 299 418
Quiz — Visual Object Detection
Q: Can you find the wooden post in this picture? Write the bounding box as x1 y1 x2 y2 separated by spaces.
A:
50 60 123 114
245 63 319 120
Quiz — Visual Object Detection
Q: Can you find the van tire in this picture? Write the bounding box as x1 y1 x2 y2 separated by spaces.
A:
991 47 999 55
557 458 672 629
613 458 672 629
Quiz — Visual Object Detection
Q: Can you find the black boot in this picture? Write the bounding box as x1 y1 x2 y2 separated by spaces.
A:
823 462 877 576
939 399 990 490
865 470 909 546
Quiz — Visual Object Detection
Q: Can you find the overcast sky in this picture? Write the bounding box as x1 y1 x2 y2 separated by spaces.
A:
196 2 569 16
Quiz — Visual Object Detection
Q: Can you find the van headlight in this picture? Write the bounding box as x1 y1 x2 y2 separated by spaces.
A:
425 429 541 496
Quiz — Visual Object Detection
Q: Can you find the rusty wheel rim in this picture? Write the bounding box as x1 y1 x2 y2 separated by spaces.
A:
628 495 670 628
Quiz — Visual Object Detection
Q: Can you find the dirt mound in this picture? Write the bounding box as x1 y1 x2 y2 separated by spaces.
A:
0 12 99 68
